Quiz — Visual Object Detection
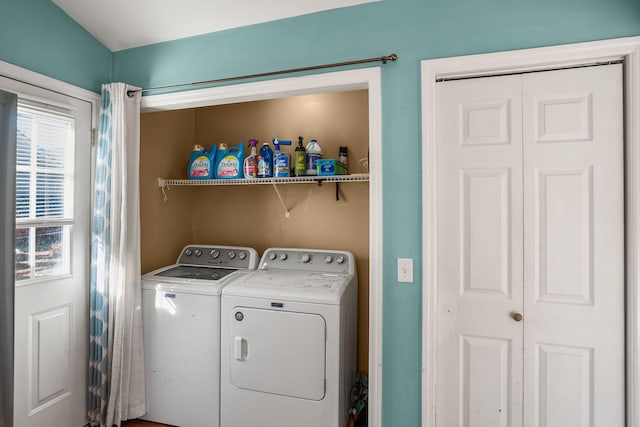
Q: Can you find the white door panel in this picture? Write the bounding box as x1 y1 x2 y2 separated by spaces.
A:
29 305 71 413
436 74 524 427
436 64 624 426
522 64 624 427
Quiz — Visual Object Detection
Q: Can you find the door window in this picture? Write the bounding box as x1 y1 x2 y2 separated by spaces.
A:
15 103 75 282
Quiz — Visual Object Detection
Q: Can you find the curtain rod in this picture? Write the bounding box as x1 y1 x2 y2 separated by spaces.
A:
126 53 397 97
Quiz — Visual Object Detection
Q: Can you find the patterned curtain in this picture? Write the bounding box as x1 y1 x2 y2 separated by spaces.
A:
88 83 145 427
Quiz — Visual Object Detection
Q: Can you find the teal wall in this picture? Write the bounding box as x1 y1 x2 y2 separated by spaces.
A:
0 0 110 91
111 1 640 426
1 0 639 425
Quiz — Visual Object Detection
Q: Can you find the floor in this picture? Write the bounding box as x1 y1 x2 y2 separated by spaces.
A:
122 421 172 427
122 418 357 427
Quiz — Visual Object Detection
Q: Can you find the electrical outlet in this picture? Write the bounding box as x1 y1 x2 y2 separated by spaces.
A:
397 258 413 283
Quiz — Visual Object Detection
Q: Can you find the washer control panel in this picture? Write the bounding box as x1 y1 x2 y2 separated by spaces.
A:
177 245 258 269
260 248 353 274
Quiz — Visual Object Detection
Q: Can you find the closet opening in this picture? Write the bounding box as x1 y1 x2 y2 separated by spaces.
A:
138 67 383 426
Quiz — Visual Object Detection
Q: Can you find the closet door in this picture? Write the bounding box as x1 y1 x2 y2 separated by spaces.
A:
435 64 625 427
436 74 524 427
522 64 624 427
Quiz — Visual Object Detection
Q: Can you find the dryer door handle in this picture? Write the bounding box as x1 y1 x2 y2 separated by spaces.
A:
234 336 247 361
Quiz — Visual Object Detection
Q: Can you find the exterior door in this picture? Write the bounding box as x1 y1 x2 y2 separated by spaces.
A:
0 89 17 427
435 64 624 426
1 77 92 427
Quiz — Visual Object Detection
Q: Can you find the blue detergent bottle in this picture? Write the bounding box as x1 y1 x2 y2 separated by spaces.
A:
214 142 245 179
258 141 274 178
188 144 217 179
272 138 292 177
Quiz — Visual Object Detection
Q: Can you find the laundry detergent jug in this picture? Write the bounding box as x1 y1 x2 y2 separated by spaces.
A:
215 143 245 179
188 145 217 179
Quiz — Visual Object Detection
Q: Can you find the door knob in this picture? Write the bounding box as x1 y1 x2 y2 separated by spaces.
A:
512 312 523 322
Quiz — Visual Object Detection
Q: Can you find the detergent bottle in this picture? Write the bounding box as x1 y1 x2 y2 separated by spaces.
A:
215 142 245 179
272 138 292 177
243 139 259 179
258 141 273 178
188 144 217 179
294 136 306 176
305 138 323 175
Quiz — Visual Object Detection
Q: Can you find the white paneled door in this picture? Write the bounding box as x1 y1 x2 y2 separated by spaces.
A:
435 64 624 426
2 75 93 427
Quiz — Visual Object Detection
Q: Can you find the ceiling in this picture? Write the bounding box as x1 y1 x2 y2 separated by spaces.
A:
52 0 377 52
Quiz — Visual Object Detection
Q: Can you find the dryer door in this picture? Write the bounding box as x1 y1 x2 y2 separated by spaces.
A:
230 307 326 400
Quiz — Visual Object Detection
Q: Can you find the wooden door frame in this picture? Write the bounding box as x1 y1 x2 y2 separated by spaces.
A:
421 36 640 427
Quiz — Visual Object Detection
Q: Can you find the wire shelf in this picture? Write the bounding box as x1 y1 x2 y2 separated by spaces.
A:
157 174 370 187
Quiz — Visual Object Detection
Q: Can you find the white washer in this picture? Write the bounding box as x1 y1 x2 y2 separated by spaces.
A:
141 244 258 427
220 247 358 427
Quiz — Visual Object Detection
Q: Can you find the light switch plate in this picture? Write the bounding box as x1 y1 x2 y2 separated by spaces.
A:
397 258 413 283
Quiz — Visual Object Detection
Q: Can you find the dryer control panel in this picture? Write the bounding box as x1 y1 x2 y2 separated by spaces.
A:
259 248 354 275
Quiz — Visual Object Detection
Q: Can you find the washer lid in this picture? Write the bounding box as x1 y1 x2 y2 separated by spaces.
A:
155 265 236 281
142 266 250 295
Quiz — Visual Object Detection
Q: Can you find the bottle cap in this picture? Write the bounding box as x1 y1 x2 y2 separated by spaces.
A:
219 143 228 150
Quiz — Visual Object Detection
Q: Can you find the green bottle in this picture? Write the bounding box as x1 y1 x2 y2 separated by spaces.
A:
294 136 306 176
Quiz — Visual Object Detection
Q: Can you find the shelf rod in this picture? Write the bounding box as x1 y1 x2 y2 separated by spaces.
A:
127 54 397 96
271 184 290 218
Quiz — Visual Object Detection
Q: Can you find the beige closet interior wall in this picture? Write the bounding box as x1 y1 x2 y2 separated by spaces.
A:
140 90 370 372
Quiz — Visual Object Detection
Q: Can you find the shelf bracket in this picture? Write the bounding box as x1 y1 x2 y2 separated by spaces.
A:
272 184 291 218
336 182 340 201
158 177 170 202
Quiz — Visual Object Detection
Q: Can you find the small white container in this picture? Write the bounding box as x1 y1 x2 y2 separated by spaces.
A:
305 139 323 175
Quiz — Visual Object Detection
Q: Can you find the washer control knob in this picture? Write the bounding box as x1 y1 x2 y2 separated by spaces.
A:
325 255 333 263
268 252 277 261
279 253 288 261
238 252 246 260
210 249 220 259
300 253 311 263
194 249 202 257
336 255 345 264
184 249 193 256
228 251 236 259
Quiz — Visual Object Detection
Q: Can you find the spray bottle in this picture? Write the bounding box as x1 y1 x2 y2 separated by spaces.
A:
272 138 292 177
258 140 273 178
294 136 306 176
243 139 259 179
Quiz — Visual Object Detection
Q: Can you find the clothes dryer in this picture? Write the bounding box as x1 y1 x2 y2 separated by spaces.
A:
141 244 258 427
220 247 358 427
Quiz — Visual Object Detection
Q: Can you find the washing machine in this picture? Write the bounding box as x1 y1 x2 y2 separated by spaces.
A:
220 247 358 427
141 244 258 427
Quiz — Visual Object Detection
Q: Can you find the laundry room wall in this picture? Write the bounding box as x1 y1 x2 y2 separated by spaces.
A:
113 1 640 425
1 0 639 424
140 108 198 270
139 90 371 372
0 0 110 91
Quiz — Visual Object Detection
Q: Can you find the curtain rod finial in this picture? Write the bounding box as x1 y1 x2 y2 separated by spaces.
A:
383 53 398 64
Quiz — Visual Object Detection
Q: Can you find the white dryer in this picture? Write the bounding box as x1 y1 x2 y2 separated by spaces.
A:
141 244 258 427
220 247 358 427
